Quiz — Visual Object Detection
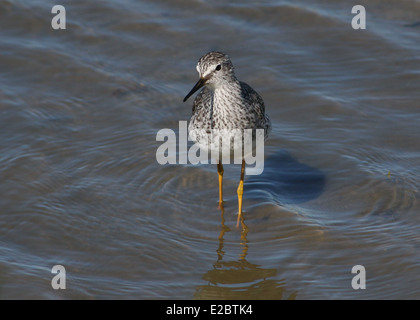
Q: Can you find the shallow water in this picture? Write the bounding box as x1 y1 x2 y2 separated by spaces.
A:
0 0 419 299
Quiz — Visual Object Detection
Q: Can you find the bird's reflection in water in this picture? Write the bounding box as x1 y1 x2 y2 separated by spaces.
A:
194 207 297 300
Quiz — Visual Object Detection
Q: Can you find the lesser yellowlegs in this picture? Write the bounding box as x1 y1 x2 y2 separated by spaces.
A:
183 51 271 227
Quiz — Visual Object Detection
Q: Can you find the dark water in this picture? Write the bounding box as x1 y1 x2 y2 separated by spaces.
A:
0 0 419 299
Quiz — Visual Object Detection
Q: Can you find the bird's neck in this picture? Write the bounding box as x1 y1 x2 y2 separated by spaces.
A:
210 79 240 97
210 80 241 116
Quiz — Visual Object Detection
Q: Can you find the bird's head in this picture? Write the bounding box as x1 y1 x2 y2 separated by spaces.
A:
183 51 235 102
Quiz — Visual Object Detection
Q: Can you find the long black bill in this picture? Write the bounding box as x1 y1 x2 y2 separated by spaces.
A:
183 78 206 102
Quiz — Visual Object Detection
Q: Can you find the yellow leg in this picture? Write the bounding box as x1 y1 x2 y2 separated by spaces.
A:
217 162 224 209
236 159 245 228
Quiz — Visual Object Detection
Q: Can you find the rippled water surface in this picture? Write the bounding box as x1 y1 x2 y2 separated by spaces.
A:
1 0 419 299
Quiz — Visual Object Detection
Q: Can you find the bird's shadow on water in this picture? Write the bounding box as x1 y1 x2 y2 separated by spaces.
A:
246 150 326 205
404 21 420 27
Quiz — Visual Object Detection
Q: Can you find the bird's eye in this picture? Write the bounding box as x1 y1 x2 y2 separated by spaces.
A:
215 64 221 71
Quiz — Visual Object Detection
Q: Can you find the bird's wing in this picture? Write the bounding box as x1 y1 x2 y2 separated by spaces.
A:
239 81 266 119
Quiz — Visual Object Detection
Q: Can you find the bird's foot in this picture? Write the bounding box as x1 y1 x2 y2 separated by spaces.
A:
217 201 224 210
